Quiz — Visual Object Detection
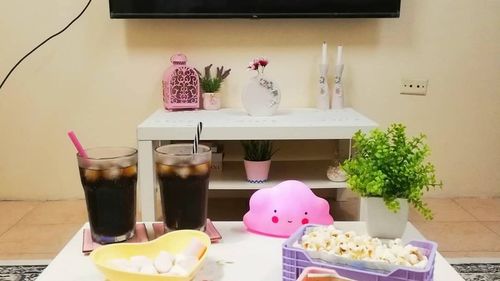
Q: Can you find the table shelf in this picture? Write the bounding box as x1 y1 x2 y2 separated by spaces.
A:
138 107 378 140
210 160 347 190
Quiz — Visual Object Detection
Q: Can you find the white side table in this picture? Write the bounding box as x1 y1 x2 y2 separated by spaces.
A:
137 108 378 221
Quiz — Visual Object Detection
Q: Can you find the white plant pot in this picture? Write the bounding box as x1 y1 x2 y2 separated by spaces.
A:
241 74 281 116
202 92 221 110
359 197 408 239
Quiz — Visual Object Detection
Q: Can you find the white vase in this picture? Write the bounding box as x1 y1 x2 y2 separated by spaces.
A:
359 197 408 238
242 74 281 116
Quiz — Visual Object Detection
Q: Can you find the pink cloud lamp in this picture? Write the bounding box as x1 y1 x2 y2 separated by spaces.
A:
243 180 334 237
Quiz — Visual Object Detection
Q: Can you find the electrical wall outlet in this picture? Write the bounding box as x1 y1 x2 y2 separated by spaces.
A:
400 79 428 95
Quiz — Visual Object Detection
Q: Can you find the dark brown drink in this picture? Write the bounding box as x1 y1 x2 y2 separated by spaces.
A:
155 143 212 232
77 147 138 244
156 162 210 230
79 165 137 241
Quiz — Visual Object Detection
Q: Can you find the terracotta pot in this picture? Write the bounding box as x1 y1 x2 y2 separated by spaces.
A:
244 160 271 183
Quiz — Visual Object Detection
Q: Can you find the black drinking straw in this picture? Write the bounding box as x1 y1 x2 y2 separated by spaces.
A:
193 122 203 154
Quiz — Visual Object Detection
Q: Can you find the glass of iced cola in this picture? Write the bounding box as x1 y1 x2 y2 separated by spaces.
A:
77 147 137 244
155 144 211 232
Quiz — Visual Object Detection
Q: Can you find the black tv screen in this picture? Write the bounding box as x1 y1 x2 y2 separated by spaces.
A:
109 0 401 19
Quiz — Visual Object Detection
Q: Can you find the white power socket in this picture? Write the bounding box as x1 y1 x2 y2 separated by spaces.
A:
400 79 428 95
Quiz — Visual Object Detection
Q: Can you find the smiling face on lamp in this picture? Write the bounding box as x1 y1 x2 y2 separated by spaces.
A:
243 180 334 237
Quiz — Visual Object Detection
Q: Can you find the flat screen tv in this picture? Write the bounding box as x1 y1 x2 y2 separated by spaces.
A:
109 0 401 19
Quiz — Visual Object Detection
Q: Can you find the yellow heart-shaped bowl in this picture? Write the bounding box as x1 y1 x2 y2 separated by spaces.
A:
90 230 211 281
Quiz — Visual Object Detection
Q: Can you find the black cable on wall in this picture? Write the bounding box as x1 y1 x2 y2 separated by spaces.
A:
0 0 93 91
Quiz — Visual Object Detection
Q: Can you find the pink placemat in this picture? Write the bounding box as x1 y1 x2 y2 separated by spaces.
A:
152 219 222 243
82 223 148 254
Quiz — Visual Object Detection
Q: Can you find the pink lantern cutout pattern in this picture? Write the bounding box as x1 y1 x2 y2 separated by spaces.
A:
162 54 200 110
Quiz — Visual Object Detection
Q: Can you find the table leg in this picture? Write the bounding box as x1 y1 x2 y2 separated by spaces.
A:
138 140 156 221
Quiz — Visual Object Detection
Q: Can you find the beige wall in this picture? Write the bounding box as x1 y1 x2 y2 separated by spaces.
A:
0 0 499 200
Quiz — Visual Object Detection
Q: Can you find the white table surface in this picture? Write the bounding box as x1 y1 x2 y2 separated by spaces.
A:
36 221 463 281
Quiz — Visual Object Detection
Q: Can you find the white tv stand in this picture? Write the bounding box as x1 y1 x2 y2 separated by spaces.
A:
137 107 377 221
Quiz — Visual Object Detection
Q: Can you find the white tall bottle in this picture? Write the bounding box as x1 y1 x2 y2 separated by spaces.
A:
317 42 330 110
332 46 344 109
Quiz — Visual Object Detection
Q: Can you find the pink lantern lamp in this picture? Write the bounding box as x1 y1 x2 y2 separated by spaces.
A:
162 54 200 110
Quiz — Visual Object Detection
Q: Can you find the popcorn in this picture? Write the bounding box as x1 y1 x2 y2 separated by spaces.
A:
298 225 428 268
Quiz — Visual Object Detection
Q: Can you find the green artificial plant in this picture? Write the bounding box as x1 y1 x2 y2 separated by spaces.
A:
241 140 277 161
342 123 442 219
196 64 231 93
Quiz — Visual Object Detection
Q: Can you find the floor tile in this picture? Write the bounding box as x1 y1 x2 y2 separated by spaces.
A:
18 200 87 225
409 198 476 222
0 224 81 254
440 251 469 258
0 225 12 236
0 201 40 226
454 198 500 221
413 221 500 252
481 221 500 236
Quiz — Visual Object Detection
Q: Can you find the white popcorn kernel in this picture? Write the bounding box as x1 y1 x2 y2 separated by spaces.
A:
408 253 419 265
414 258 428 268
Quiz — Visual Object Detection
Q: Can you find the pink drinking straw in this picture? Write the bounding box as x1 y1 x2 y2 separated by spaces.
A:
67 130 89 159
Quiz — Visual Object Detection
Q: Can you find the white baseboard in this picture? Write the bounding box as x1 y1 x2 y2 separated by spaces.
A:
0 259 51 265
447 257 500 264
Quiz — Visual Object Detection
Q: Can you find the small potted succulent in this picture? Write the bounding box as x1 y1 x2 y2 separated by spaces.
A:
342 123 442 238
241 140 277 183
196 64 231 110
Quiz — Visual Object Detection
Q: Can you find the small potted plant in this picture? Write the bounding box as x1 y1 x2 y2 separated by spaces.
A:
196 64 231 110
241 140 277 183
342 123 442 238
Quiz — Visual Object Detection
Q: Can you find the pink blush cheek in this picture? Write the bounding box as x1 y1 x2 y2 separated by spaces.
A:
301 218 309 224
272 216 279 223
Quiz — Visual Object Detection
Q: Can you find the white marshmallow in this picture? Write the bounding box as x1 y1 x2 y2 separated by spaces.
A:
175 254 198 271
182 238 206 258
167 264 189 276
140 264 158 274
154 251 174 273
129 255 152 269
109 258 132 271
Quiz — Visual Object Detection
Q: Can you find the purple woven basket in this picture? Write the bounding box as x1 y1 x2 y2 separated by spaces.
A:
282 224 437 281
